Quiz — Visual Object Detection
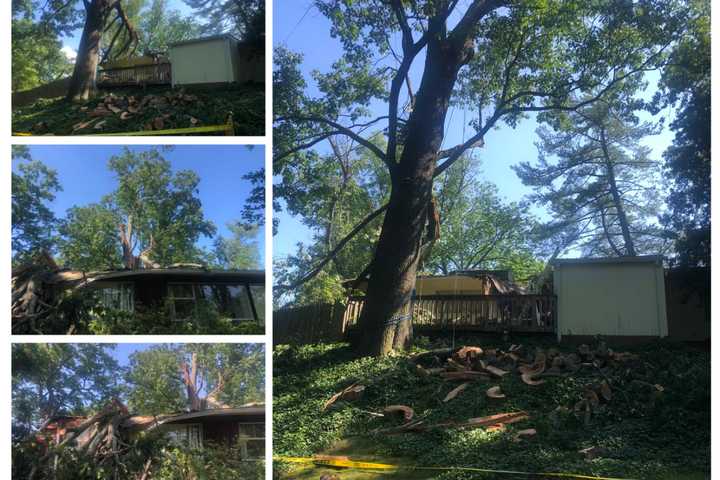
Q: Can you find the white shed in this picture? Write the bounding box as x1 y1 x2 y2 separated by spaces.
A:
553 256 667 341
169 34 263 86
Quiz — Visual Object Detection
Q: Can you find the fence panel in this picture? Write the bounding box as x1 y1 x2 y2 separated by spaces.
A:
345 294 556 333
273 303 346 345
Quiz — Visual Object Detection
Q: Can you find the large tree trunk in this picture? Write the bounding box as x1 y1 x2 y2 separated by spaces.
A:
600 128 637 256
66 1 108 102
354 37 471 357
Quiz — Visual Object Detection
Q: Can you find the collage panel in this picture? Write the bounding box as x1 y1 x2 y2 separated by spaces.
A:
10 0 271 479
11 0 265 137
272 1 710 480
11 342 266 479
11 145 266 335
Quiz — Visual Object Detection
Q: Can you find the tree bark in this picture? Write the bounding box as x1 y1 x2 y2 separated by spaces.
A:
66 0 108 102
354 36 471 356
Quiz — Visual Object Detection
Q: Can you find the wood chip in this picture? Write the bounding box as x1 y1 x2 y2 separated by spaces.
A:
513 428 537 442
384 405 414 421
72 118 100 131
446 358 467 371
322 383 366 411
521 372 545 386
599 381 612 401
584 389 599 408
579 446 607 460
454 346 483 361
443 382 469 402
486 386 505 399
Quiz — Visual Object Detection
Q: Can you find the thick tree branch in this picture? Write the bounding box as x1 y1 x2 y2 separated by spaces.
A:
275 203 389 293
280 115 388 168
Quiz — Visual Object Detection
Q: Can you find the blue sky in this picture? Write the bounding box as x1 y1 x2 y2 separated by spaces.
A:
111 343 153 367
13 145 265 263
273 1 677 261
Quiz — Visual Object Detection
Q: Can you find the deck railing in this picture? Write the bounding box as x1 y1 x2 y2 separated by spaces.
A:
98 63 172 87
344 294 556 333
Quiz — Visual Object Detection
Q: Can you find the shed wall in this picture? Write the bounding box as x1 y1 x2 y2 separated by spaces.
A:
553 262 667 339
415 275 493 295
170 39 233 85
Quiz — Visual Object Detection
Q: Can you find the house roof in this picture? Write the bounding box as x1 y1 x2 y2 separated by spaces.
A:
552 255 663 266
90 268 264 284
158 406 265 424
169 34 241 48
123 405 265 431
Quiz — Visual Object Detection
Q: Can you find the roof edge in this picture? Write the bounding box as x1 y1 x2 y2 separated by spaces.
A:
552 255 663 266
169 33 241 48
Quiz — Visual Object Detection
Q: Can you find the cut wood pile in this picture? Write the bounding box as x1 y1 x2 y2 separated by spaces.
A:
68 91 202 133
322 340 664 440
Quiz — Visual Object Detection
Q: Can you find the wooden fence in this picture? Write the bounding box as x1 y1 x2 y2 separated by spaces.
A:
98 63 172 87
273 302 347 346
344 294 556 333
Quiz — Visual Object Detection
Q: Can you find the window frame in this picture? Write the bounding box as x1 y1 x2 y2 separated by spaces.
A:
236 421 264 460
165 423 203 449
167 283 198 322
95 282 135 313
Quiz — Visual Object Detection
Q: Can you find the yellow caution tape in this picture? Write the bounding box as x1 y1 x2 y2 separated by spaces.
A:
14 114 236 137
274 456 638 480
92 124 231 136
13 124 230 136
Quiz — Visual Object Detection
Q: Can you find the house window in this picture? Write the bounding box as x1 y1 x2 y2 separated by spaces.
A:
168 283 262 322
97 283 134 312
237 422 264 459
166 423 203 449
199 284 255 321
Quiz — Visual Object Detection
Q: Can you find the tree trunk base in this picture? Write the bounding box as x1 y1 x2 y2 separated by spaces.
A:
355 315 414 357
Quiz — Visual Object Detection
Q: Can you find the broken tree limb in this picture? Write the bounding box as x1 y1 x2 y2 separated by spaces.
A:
323 383 366 411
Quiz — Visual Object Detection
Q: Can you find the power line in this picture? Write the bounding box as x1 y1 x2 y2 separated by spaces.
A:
282 2 315 45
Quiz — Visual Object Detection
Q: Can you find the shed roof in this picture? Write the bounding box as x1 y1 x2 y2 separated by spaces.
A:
552 255 663 266
169 34 240 48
